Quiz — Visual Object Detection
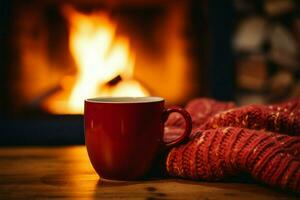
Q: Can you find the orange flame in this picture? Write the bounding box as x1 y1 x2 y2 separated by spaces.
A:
43 7 149 114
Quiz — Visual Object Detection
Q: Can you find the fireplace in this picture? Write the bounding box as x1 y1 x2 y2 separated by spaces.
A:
0 0 235 145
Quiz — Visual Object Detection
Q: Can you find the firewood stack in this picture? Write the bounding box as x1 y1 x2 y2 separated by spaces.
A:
233 0 300 104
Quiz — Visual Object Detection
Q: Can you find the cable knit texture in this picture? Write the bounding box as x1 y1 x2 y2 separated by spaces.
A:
165 98 300 193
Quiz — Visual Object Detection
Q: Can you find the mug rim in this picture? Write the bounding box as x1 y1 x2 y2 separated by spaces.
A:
85 96 164 104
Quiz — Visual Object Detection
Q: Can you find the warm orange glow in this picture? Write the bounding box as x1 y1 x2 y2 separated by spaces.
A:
43 7 149 114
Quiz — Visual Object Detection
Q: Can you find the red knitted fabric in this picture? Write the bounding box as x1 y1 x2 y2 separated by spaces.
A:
269 98 300 116
166 127 300 192
165 98 236 141
165 98 300 193
166 98 236 129
201 104 300 136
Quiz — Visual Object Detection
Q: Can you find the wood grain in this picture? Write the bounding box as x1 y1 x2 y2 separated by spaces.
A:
0 146 298 199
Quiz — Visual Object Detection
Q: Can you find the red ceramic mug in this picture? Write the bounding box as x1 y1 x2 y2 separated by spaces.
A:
84 97 192 180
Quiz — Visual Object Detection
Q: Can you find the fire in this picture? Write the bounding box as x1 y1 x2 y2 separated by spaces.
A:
43 7 149 114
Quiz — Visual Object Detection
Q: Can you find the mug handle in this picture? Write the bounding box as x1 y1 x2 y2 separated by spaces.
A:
162 106 192 148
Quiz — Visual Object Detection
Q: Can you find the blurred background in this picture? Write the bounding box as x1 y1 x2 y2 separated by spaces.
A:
0 0 299 145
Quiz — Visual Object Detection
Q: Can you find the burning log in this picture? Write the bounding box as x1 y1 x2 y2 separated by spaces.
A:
41 6 149 114
26 84 63 110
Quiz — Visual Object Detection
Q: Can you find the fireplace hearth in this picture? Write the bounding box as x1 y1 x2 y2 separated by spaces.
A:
0 0 235 145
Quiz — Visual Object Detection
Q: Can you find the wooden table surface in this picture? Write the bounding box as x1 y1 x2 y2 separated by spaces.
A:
0 146 298 200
